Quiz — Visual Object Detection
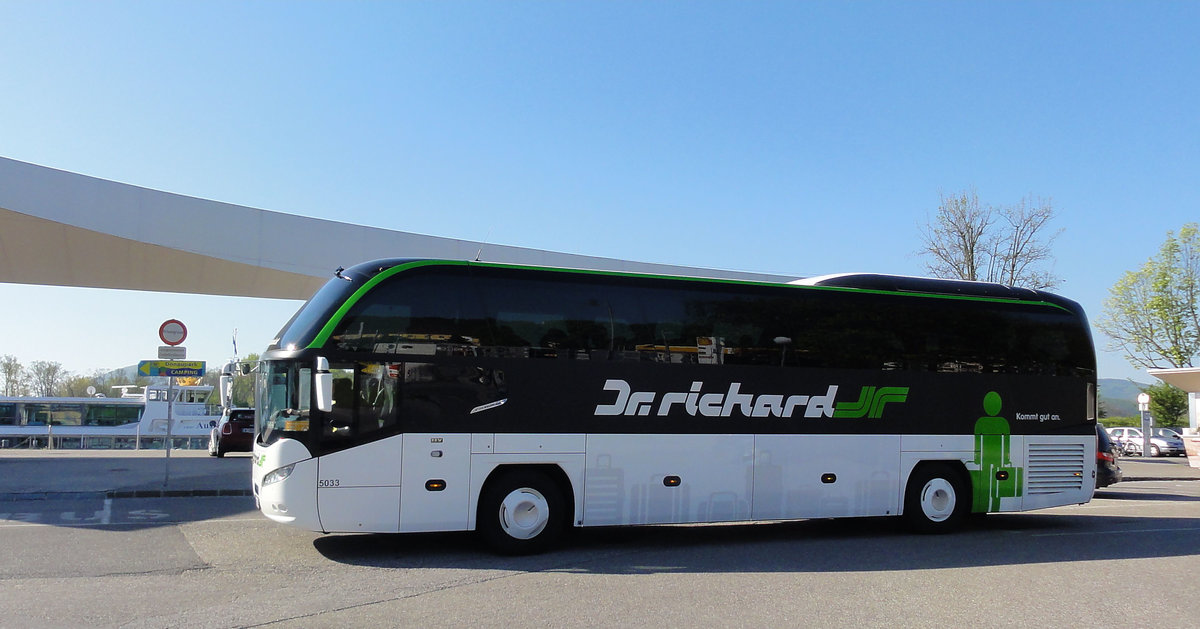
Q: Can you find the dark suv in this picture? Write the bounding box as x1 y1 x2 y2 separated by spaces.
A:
1095 423 1123 488
208 408 255 457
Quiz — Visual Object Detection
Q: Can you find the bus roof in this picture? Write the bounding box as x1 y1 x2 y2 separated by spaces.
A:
338 258 1084 313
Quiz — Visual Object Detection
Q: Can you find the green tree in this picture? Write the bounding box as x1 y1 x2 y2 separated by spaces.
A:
231 353 259 407
61 375 95 398
917 188 1062 289
200 353 259 407
60 369 121 398
1098 223 1200 369
1142 382 1188 429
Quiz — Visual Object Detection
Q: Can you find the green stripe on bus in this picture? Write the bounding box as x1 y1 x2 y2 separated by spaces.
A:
307 259 470 348
306 259 1070 349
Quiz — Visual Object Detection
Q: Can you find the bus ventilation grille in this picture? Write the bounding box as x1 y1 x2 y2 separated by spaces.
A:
1026 443 1086 494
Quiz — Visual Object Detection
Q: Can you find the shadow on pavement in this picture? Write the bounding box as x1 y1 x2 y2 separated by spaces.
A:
311 507 1200 574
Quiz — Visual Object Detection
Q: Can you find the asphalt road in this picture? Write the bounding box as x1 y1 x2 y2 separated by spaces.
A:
1 452 1198 628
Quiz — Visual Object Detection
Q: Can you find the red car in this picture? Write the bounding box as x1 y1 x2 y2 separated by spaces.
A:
208 408 255 457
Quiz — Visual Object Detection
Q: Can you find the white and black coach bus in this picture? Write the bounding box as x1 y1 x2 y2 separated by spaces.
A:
251 258 1097 553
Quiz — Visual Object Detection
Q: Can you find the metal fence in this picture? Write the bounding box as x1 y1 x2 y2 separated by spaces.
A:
0 434 208 450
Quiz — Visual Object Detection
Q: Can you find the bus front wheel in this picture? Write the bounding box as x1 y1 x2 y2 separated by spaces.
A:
903 463 968 533
478 469 565 555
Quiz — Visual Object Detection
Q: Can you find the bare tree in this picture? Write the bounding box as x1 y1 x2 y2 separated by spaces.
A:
918 188 1062 290
1 355 27 397
28 361 67 397
918 189 992 282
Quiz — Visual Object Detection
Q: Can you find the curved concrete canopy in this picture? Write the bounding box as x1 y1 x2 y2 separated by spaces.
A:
1149 368 1200 394
1147 368 1200 433
0 157 790 301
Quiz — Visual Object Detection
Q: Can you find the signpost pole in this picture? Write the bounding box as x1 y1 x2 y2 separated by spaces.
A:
155 319 188 488
164 375 174 486
1138 393 1151 459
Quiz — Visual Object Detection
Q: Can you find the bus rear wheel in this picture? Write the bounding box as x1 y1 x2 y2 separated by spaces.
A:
478 469 565 555
903 463 968 533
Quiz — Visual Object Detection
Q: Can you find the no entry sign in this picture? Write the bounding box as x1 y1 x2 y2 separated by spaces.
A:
159 319 187 346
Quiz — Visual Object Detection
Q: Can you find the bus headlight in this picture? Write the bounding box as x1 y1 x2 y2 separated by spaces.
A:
262 463 296 487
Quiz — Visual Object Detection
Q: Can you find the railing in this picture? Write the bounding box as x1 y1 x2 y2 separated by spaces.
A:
173 404 223 417
0 433 209 450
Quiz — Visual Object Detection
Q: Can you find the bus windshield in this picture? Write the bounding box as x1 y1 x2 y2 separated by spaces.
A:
257 361 312 447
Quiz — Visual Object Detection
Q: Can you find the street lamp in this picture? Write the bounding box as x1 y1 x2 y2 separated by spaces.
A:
1138 392 1151 458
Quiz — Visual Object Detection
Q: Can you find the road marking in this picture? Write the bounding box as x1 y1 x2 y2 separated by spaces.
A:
127 508 170 520
60 498 112 525
0 512 40 524
0 516 265 528
1032 526 1200 537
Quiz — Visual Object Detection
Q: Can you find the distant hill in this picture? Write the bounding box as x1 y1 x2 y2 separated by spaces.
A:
1098 378 1150 418
105 365 141 383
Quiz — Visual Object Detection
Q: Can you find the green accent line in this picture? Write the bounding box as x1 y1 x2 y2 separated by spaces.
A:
803 284 1070 311
869 387 909 419
834 386 909 419
306 259 1074 349
307 259 470 348
834 387 874 418
454 260 1071 311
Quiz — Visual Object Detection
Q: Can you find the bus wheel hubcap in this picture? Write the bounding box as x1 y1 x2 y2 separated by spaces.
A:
920 478 955 522
498 487 549 540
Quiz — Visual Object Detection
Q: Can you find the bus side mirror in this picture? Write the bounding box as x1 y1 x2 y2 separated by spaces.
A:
315 357 333 413
219 375 233 408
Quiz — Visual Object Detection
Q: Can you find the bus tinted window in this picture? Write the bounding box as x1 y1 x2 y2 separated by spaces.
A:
320 264 1092 377
321 362 400 445
328 271 480 354
475 275 613 359
275 277 362 351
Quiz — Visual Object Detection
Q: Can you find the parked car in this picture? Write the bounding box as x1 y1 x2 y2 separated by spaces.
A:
1095 423 1122 488
1106 426 1186 457
208 408 255 457
1152 427 1184 441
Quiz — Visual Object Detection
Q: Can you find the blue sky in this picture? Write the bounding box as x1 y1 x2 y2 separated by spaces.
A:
1 1 1197 384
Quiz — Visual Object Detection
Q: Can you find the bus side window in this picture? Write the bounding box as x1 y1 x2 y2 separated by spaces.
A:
478 274 613 359
357 363 397 430
326 370 355 437
323 364 398 440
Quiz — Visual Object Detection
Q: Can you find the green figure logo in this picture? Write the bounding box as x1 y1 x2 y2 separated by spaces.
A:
970 391 1023 512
